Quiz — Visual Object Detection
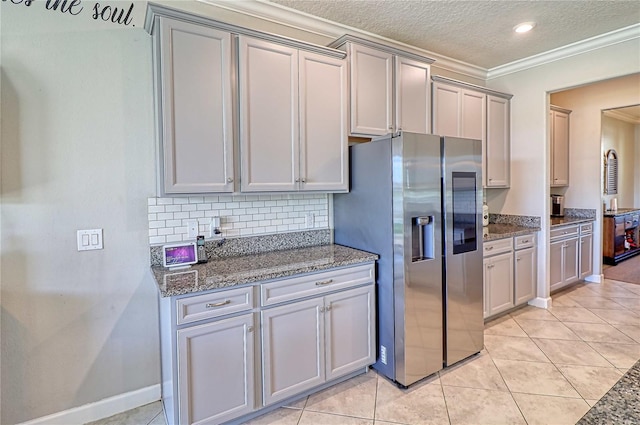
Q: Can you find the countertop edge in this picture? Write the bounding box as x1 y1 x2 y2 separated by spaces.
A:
484 227 541 242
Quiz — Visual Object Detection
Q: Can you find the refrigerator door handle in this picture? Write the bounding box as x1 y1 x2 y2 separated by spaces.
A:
412 215 435 262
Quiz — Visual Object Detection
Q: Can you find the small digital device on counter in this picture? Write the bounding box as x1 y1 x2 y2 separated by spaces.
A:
196 235 207 263
162 242 198 270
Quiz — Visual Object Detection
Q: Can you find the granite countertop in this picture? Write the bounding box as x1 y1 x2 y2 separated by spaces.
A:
550 216 595 227
151 244 378 297
484 223 540 241
577 359 640 424
603 208 640 217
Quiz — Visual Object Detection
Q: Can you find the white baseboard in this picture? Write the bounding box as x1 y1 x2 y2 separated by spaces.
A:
528 297 552 309
19 384 161 425
585 274 604 284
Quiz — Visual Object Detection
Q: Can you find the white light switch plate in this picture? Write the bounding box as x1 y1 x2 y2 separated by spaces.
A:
187 220 198 238
77 229 103 251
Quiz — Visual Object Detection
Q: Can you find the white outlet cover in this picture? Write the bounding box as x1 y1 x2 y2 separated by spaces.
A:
187 220 198 238
77 229 103 251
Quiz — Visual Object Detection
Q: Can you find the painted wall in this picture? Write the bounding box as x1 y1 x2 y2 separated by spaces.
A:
1 2 158 424
487 46 640 301
636 125 640 206
600 114 638 209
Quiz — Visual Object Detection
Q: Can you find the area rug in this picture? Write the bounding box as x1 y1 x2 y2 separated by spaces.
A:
604 255 640 285
577 359 640 424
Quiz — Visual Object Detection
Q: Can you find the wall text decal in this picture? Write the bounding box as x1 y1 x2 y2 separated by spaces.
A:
2 0 136 27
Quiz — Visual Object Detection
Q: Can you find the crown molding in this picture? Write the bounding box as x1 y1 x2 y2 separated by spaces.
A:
603 108 640 125
198 0 487 80
487 24 640 80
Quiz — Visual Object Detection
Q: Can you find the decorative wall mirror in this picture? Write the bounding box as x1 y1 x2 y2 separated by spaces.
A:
604 149 618 195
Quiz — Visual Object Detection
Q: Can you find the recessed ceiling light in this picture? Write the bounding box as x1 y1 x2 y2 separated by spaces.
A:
514 22 536 33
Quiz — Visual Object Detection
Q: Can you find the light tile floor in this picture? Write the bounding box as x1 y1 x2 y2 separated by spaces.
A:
88 279 640 425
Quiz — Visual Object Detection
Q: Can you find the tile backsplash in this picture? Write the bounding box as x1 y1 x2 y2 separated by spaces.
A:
148 194 329 245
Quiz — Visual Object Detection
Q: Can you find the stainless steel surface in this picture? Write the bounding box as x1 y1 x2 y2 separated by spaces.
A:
334 132 483 387
551 195 565 217
442 137 484 366
206 300 231 308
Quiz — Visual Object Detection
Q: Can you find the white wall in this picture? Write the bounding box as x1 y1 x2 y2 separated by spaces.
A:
600 114 638 208
636 125 640 206
1 3 158 424
488 42 640 302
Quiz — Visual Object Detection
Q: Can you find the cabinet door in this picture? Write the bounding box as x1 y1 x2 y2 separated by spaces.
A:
395 56 431 134
177 314 255 425
485 252 514 317
159 18 234 194
432 82 461 137
460 89 486 141
299 51 348 192
261 298 325 405
239 37 299 192
551 110 570 187
484 252 514 317
549 240 564 292
348 43 393 136
580 234 593 280
515 247 536 305
324 285 375 381
563 237 579 284
486 95 510 188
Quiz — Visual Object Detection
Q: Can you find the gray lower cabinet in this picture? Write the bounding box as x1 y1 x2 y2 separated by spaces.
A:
177 314 255 425
579 223 593 280
262 284 375 405
514 235 537 305
549 225 580 292
484 233 537 320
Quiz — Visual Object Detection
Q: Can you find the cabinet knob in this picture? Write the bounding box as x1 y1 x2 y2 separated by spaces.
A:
320 306 325 313
295 178 300 183
388 126 393 130
227 177 233 183
326 305 332 311
247 326 254 333
517 257 521 261
301 178 306 183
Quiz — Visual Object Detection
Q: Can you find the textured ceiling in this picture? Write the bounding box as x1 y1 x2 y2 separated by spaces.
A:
267 0 640 69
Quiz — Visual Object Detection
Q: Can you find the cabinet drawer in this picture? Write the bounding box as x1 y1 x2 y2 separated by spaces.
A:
483 238 513 257
580 222 593 234
176 286 253 325
261 264 374 307
514 234 536 250
550 225 579 241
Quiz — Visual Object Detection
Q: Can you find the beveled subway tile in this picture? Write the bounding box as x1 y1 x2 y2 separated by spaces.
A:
588 341 640 369
509 306 558 321
588 308 640 326
492 359 580 398
305 371 377 419
563 322 635 344
569 296 627 309
549 306 605 324
439 351 508 392
484 316 528 337
374 375 449 425
513 319 580 340
616 324 640 343
298 411 373 425
556 364 623 400
532 338 612 367
243 407 303 425
443 386 526 425
511 393 590 425
483 334 549 362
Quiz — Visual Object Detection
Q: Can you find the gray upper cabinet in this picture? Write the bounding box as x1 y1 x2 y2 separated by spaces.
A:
329 35 434 137
550 105 571 187
146 5 347 195
239 36 348 192
432 76 511 188
155 17 234 195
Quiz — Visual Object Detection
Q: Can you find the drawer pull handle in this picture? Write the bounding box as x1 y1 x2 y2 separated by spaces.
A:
486 246 494 251
521 239 529 243
315 279 334 286
206 300 231 308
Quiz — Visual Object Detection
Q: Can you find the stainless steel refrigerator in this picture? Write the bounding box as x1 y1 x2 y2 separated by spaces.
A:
334 132 483 387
